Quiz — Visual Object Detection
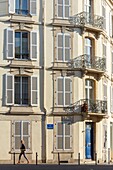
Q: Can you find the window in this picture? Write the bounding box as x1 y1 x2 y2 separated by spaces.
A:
5 29 37 60
57 33 71 61
84 0 92 23
103 82 107 101
14 76 29 105
112 52 113 74
15 0 36 15
57 0 70 18
84 38 93 67
15 0 29 15
14 121 30 150
57 77 72 106
102 2 106 29
5 74 38 106
15 31 29 59
103 124 107 149
103 43 107 68
56 121 72 150
85 79 94 101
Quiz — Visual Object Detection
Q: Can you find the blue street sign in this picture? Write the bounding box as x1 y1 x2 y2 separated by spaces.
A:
47 124 54 129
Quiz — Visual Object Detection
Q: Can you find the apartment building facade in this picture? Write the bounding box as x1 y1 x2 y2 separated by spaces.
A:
0 0 112 164
0 0 46 164
45 0 113 164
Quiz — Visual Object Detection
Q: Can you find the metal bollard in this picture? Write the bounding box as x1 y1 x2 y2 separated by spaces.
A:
36 152 38 165
95 152 97 165
13 152 15 165
58 152 60 165
78 153 80 165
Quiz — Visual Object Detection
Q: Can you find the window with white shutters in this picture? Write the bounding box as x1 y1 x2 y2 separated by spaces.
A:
57 0 70 18
15 0 36 16
5 74 38 106
5 29 38 60
57 33 71 61
103 43 107 69
14 121 30 150
56 121 72 150
57 77 72 106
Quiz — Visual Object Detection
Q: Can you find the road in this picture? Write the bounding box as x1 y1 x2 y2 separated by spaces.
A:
0 164 113 170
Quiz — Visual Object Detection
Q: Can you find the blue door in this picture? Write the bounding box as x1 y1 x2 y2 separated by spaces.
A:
85 123 93 159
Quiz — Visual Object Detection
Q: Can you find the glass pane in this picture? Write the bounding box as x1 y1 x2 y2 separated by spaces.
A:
65 93 70 105
65 0 69 5
65 49 70 61
65 123 70 135
15 122 21 135
23 137 29 149
32 91 37 104
58 6 63 17
15 77 20 104
22 32 29 59
7 91 13 103
65 6 69 17
58 48 63 60
58 0 63 4
65 79 70 91
57 123 63 135
22 77 28 104
15 136 21 149
58 35 63 47
15 32 21 58
57 137 63 149
65 137 70 149
58 93 63 105
58 79 63 91
7 76 13 89
32 77 37 90
23 122 29 135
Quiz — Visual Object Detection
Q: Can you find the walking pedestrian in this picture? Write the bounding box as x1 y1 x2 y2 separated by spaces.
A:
17 140 29 164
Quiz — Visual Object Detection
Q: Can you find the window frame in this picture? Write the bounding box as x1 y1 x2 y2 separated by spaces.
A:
14 121 30 151
56 121 72 150
56 77 72 106
57 33 71 62
57 0 70 19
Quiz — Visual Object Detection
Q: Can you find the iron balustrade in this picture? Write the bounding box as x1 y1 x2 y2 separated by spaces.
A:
65 99 107 114
69 11 104 29
68 54 106 72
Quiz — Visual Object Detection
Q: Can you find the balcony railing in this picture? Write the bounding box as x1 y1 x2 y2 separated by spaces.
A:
65 99 107 115
68 54 106 72
69 12 104 29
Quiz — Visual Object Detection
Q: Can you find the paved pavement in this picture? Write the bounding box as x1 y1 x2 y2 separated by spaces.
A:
0 164 113 170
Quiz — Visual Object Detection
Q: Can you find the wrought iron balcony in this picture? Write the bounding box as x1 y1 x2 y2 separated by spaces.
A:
68 54 106 72
65 99 107 115
69 12 104 29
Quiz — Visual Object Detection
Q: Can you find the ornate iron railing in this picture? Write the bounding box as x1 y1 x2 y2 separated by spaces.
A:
69 12 104 29
65 99 107 114
68 54 106 71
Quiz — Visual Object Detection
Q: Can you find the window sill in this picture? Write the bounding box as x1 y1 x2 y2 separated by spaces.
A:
52 150 74 154
9 150 32 154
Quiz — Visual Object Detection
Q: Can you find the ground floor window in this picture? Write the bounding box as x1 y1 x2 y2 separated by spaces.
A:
56 121 72 150
14 121 30 150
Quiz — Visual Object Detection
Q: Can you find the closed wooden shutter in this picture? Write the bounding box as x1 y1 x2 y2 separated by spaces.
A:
6 74 14 105
31 76 38 106
57 78 63 105
30 31 37 60
57 122 63 149
9 0 15 14
65 34 71 61
30 0 36 15
65 78 72 105
14 122 21 149
5 28 14 59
